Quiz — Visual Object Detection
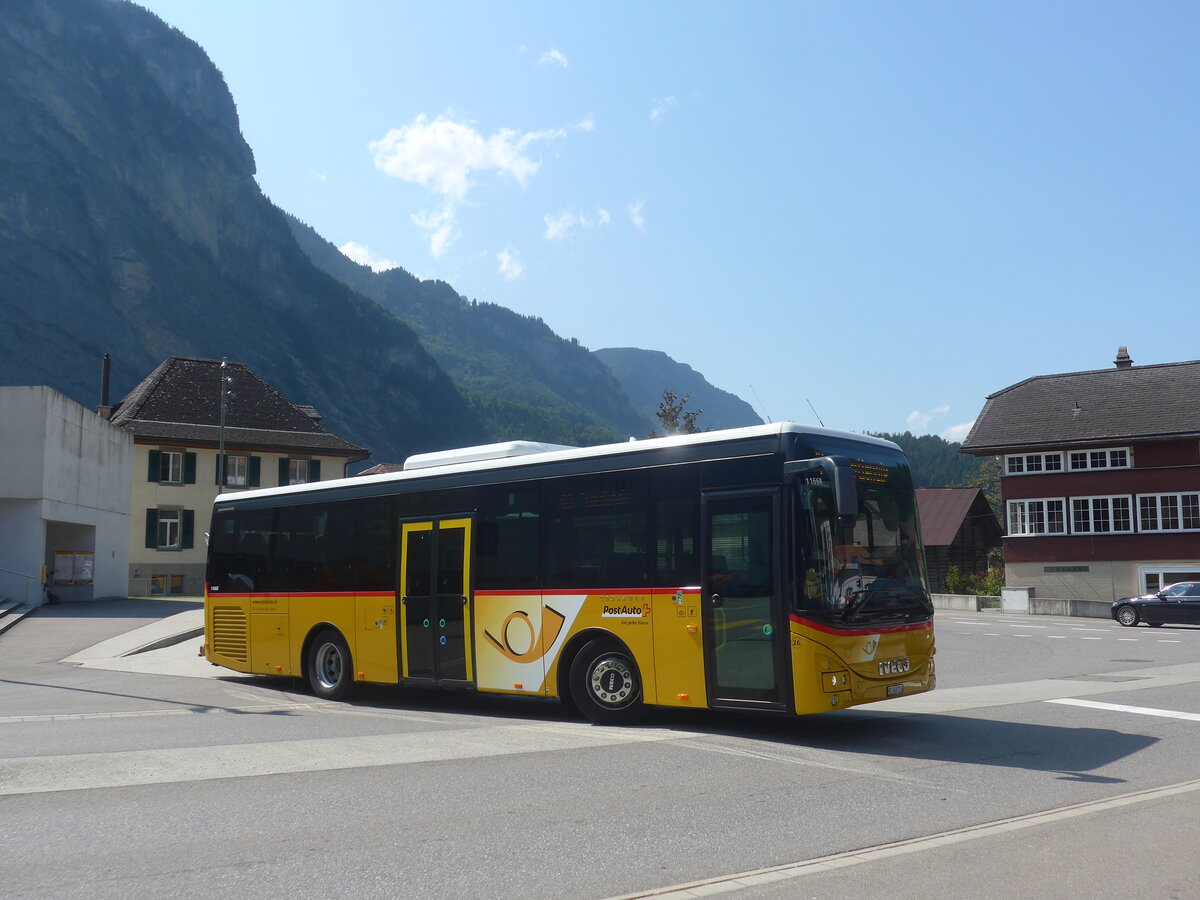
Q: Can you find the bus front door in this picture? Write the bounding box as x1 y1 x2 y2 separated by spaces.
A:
399 517 474 685
701 490 788 710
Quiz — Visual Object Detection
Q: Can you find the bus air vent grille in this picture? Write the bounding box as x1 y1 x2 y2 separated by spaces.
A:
211 606 249 662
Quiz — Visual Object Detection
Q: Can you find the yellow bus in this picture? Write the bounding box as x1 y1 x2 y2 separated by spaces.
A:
202 423 935 723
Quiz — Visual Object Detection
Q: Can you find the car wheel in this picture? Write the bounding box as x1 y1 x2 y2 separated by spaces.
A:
569 638 645 725
1115 606 1139 627
307 628 354 700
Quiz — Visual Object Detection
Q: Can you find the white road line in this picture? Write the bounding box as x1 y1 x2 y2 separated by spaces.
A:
1081 637 1102 641
1008 624 1048 629
1158 640 1183 643
0 721 687 797
1047 635 1066 639
1117 638 1138 641
876 661 1200 714
1047 698 1200 722
609 778 1200 899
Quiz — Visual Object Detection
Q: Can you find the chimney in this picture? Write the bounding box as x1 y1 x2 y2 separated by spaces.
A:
1114 346 1133 369
97 353 113 419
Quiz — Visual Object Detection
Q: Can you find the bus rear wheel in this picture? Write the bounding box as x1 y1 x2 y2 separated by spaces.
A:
307 628 354 701
569 639 645 725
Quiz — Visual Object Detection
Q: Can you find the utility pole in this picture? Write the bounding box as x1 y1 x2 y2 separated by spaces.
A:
217 358 230 493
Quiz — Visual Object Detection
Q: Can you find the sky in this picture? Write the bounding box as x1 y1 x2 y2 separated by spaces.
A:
136 0 1199 442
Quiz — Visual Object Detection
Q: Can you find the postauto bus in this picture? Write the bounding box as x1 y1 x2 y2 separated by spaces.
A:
202 423 935 723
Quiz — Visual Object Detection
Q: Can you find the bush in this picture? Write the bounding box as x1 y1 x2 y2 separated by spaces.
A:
944 564 1006 596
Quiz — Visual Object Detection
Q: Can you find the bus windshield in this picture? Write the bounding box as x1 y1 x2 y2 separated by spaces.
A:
796 453 931 628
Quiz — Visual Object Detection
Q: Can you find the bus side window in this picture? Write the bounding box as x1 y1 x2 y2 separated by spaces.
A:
655 496 697 587
356 497 396 592
476 484 540 591
313 503 357 592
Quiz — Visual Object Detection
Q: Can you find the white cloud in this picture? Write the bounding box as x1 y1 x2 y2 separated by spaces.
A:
650 96 677 122
628 200 646 232
312 170 328 182
543 207 612 241
575 115 595 132
906 404 951 433
411 206 457 258
370 114 565 202
940 421 975 443
497 248 524 280
370 114 569 258
539 47 569 68
339 241 397 273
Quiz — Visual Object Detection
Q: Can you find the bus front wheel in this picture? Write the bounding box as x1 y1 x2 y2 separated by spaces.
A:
569 639 645 725
307 628 354 701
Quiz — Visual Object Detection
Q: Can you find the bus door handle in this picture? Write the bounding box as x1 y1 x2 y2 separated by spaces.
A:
711 593 723 608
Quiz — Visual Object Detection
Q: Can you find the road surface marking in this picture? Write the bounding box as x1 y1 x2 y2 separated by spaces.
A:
1047 698 1200 722
0 721 686 797
609 777 1200 899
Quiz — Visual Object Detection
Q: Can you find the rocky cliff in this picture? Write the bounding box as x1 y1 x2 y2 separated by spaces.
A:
0 0 484 463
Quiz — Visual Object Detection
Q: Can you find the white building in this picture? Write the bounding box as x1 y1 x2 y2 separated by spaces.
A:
0 386 132 605
104 357 368 596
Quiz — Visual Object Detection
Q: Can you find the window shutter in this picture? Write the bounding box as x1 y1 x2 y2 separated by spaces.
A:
182 510 195 550
279 458 289 486
145 509 158 548
184 452 197 484
148 450 161 482
309 459 321 482
249 456 261 487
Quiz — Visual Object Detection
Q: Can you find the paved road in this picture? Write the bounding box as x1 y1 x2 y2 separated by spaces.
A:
2 604 1199 899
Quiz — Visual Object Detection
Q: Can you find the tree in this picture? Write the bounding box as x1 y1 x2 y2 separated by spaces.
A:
650 390 705 437
960 456 1003 527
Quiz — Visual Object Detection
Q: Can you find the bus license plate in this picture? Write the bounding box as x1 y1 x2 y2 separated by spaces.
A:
887 685 904 697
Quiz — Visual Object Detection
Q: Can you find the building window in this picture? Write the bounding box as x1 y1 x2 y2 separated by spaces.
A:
1070 496 1133 534
148 449 196 484
279 457 321 486
1004 453 1063 476
1068 447 1130 472
225 455 249 487
150 574 185 595
145 508 195 551
157 509 182 549
1007 498 1066 536
217 454 260 488
1138 493 1200 532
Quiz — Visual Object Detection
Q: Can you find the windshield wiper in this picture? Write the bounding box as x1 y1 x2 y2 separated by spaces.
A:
843 586 933 621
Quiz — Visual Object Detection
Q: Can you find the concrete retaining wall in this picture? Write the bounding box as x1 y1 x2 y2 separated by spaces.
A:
933 592 1111 619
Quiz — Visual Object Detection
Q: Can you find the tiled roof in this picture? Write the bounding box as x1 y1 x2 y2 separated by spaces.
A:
916 488 995 547
108 357 367 456
962 358 1200 453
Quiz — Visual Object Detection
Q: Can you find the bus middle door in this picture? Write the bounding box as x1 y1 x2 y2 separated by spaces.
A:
701 489 788 710
399 517 474 685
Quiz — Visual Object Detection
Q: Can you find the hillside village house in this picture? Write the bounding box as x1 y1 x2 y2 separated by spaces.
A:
915 488 1002 594
0 386 131 610
103 357 368 596
961 348 1200 602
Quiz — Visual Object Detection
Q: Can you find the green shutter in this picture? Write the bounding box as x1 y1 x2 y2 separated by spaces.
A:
249 456 261 487
183 452 197 484
182 510 195 550
309 459 321 482
145 509 158 548
279 458 289 486
147 450 161 482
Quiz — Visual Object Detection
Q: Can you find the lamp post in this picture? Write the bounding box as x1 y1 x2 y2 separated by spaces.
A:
217 358 230 493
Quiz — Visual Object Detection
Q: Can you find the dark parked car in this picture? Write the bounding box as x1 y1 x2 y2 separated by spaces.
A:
1112 582 1200 627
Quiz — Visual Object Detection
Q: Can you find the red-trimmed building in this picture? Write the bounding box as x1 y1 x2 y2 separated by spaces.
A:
961 348 1200 602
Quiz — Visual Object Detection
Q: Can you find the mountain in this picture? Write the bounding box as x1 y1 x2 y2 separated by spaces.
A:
593 347 763 435
288 218 645 446
0 0 484 464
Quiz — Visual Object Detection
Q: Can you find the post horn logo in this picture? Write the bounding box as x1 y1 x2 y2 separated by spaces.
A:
483 606 566 663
